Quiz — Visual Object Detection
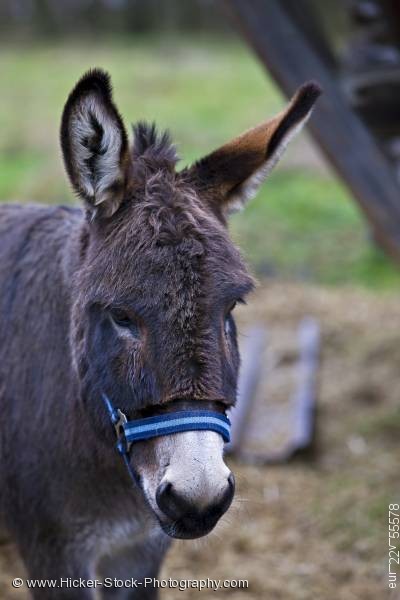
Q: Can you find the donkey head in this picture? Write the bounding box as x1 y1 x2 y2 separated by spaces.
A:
61 70 320 539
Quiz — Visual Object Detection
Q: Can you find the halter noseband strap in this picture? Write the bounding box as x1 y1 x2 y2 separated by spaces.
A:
101 393 231 486
124 410 231 443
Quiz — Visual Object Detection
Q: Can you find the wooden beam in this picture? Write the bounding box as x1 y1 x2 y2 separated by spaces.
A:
227 326 267 455
222 0 400 263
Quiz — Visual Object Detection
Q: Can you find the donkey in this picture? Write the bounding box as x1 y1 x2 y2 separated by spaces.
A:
0 70 320 598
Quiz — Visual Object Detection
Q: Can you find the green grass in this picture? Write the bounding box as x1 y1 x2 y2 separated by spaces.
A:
231 170 400 287
1 36 400 289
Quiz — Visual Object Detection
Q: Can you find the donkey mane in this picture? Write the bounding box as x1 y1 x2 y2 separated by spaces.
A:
120 122 212 248
131 121 178 170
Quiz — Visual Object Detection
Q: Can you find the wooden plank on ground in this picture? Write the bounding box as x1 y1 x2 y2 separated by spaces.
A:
229 320 319 464
222 0 400 264
226 326 267 454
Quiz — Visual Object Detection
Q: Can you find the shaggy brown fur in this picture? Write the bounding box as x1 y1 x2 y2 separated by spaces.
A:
0 70 320 599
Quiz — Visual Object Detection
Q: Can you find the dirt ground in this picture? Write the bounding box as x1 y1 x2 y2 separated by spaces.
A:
1 282 399 600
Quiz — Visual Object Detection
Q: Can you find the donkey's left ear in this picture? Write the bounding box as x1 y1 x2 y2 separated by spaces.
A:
61 69 128 219
186 82 321 216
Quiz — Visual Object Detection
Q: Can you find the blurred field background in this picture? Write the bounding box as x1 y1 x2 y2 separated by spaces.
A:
1 2 399 600
2 4 400 288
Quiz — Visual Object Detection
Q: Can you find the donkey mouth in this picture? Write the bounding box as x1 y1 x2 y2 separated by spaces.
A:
159 514 222 540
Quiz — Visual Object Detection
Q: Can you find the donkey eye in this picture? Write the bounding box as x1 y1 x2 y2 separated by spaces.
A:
227 301 238 314
224 302 237 337
110 309 140 336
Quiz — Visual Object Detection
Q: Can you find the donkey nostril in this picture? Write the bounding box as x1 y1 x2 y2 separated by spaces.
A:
217 472 235 515
159 481 172 496
156 481 172 510
156 481 185 521
228 472 235 494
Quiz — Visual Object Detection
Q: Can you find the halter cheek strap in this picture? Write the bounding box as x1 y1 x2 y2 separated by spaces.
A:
101 393 231 487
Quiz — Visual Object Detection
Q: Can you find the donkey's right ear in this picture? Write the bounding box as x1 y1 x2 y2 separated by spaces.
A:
60 69 129 219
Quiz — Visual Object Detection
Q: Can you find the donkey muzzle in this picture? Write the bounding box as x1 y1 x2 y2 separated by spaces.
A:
156 471 235 539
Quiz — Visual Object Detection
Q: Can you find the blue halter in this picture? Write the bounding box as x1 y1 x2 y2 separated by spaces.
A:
101 393 231 486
